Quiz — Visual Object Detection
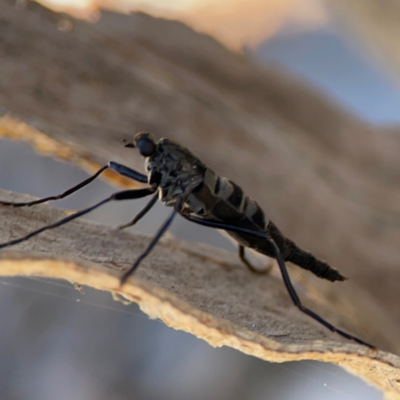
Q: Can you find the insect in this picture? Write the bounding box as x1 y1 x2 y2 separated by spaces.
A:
0 132 373 348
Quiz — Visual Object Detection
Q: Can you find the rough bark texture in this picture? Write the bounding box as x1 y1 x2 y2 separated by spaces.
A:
1 189 400 399
1 1 400 397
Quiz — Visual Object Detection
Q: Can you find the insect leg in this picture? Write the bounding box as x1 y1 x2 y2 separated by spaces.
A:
120 207 178 286
181 214 374 348
238 245 272 275
0 188 155 249
0 162 147 208
267 222 345 282
117 192 158 230
263 237 374 348
108 162 147 183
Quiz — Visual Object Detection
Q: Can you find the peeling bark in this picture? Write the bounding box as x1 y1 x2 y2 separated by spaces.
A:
0 189 400 398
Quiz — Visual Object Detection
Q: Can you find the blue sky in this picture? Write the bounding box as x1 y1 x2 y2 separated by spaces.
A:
256 28 400 125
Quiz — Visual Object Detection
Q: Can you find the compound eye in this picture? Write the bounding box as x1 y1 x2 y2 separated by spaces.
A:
137 137 156 157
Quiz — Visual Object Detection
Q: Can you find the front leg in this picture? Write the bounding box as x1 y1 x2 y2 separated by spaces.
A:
0 188 155 249
0 162 147 208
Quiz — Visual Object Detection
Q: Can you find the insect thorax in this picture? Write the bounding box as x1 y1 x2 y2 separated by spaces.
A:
145 139 206 206
145 139 268 239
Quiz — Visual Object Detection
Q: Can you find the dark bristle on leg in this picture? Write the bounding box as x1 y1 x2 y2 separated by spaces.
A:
181 214 375 349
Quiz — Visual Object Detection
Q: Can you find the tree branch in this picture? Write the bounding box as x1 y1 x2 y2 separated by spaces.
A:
0 189 399 398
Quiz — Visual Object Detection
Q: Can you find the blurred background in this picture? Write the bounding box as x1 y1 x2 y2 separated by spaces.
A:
1 0 399 398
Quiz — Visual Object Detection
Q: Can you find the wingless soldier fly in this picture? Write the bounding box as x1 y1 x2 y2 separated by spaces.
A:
0 133 374 348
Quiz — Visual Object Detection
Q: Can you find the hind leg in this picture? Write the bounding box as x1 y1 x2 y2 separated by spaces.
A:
238 245 272 275
267 221 346 282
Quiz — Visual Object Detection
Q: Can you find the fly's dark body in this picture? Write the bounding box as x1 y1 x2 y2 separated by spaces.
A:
0 132 373 348
148 138 343 282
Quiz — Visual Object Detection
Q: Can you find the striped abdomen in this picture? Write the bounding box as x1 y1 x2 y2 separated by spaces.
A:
186 168 345 282
186 168 267 230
